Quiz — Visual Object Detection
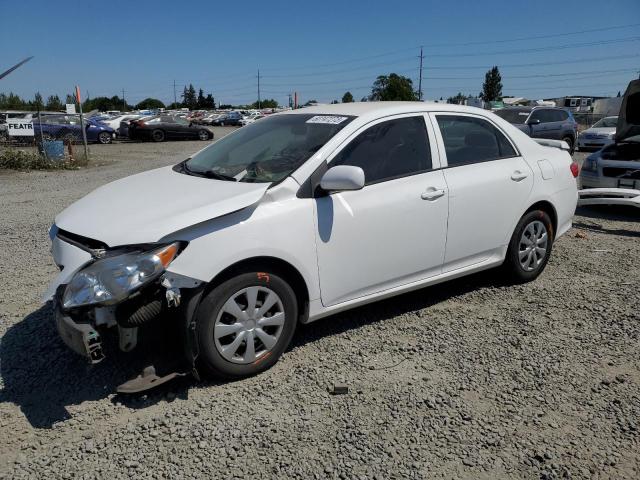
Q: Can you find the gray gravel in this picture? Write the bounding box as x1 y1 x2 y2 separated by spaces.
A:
1 140 639 479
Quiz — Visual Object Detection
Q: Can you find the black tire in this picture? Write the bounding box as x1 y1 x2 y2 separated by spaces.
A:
151 129 165 142
562 136 575 155
198 129 210 141
97 131 112 144
195 271 298 379
61 132 80 143
503 209 554 283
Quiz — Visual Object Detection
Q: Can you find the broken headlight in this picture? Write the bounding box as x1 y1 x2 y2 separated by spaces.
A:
62 242 181 309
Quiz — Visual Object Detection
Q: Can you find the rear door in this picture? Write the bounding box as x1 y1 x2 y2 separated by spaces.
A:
430 113 534 271
529 109 562 139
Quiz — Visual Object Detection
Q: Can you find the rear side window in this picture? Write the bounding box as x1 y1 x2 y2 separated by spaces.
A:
436 115 517 166
331 116 432 185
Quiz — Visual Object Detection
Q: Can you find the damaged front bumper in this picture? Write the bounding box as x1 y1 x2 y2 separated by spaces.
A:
47 233 207 392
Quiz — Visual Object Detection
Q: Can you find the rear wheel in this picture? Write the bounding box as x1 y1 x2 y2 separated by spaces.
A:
151 129 165 142
97 131 112 144
196 271 297 379
503 210 553 283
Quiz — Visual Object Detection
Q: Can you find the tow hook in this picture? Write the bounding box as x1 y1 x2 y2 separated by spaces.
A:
161 277 181 308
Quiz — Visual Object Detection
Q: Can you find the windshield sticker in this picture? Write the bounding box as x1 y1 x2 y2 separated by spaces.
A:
518 112 529 116
306 115 349 125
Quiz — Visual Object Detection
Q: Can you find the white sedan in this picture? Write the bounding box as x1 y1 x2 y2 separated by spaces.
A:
45 102 578 391
577 116 618 150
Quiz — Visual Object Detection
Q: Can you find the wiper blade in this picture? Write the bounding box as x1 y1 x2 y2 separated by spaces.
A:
201 170 237 181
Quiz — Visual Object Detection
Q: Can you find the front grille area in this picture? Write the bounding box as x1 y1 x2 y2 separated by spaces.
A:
602 167 640 179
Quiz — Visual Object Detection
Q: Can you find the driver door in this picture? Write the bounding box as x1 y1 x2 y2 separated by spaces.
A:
314 114 449 306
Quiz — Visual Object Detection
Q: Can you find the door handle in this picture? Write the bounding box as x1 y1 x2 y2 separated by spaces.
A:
511 171 528 182
421 188 446 201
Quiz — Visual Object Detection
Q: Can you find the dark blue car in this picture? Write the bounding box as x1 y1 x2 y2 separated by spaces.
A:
32 115 115 144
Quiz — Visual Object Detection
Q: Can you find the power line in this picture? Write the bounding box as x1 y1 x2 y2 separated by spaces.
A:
421 36 640 58
419 22 640 48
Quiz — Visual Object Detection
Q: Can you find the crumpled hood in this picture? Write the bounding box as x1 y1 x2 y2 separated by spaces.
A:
616 79 640 144
55 165 269 246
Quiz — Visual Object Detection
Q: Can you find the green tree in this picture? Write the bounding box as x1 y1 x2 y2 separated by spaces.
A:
33 92 43 110
65 94 76 104
136 98 166 110
480 66 502 102
203 93 216 109
251 98 278 109
196 89 206 109
182 84 197 110
342 91 354 103
45 95 64 111
82 96 131 112
303 99 318 106
369 73 417 101
331 99 339 104
447 92 467 104
0 92 27 109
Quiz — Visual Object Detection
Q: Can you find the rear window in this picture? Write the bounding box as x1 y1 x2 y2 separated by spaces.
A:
494 109 530 124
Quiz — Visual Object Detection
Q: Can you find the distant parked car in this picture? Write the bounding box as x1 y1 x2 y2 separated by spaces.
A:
577 116 618 151
211 112 242 126
127 115 214 142
200 113 222 125
101 114 142 134
33 115 115 144
580 80 639 194
239 113 265 126
495 106 578 153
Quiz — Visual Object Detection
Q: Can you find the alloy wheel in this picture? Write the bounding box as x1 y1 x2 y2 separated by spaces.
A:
518 220 548 272
214 286 285 364
198 129 209 140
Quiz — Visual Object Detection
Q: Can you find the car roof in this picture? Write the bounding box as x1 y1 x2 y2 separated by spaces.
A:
280 101 493 120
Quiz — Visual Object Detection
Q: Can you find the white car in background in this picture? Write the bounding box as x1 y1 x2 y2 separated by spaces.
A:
239 112 265 126
577 116 617 150
101 114 141 134
45 102 578 392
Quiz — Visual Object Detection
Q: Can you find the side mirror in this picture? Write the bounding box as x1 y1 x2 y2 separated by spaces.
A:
320 165 365 192
527 118 541 125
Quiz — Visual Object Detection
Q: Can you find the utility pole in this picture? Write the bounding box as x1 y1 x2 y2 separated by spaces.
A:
257 69 261 109
418 46 424 101
122 88 126 111
288 93 292 109
173 80 177 107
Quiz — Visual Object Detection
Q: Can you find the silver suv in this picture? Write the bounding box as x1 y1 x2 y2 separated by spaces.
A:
495 107 578 153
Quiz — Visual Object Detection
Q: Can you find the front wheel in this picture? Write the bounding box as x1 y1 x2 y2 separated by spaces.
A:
562 136 575 155
195 271 297 379
198 129 210 141
503 210 553 283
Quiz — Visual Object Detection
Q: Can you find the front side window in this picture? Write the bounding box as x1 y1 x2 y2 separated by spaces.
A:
331 116 432 185
436 115 516 166
185 113 354 183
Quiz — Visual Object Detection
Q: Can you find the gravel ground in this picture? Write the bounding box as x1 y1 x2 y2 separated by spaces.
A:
0 139 638 479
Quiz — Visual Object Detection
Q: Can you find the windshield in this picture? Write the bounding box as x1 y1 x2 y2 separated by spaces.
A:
494 109 530 124
185 113 354 183
592 117 618 128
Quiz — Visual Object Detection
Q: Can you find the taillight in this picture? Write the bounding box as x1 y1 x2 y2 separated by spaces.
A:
570 162 579 178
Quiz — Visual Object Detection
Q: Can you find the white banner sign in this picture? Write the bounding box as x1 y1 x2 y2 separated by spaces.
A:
65 103 76 114
7 119 34 136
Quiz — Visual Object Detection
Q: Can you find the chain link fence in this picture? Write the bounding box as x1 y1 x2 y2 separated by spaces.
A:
0 111 91 167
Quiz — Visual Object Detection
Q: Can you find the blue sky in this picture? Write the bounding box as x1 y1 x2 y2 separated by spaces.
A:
1 0 639 106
